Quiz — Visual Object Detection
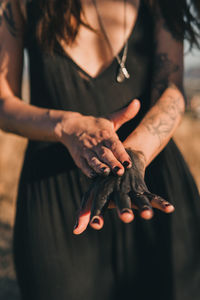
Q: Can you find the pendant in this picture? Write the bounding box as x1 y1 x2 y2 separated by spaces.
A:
116 63 130 83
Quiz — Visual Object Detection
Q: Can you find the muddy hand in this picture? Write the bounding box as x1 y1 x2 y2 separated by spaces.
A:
73 149 175 235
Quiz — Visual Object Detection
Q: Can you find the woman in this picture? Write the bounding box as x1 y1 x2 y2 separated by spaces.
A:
0 0 200 299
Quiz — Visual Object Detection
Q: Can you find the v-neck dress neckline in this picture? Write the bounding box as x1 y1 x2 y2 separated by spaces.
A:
54 0 143 82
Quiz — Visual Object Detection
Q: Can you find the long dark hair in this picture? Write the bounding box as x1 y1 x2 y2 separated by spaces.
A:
36 0 200 51
36 0 92 51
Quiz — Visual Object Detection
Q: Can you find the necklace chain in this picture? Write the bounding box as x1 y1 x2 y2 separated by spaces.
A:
92 0 130 83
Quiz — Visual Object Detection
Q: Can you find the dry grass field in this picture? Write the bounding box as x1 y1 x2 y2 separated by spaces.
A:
0 66 199 299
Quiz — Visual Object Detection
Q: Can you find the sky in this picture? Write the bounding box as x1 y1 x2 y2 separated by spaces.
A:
184 42 200 70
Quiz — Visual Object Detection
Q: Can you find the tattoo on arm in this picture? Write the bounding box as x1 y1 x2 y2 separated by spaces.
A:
0 1 18 37
142 96 184 146
152 53 180 102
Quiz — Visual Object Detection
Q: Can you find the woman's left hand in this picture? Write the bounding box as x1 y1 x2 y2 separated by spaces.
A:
73 149 175 235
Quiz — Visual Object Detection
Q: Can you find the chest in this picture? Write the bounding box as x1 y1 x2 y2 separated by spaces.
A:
60 0 140 78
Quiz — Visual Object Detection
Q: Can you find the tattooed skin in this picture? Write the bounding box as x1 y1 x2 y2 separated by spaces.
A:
0 1 18 37
142 94 184 146
152 53 180 102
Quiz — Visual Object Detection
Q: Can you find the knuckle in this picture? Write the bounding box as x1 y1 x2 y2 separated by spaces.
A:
110 140 118 150
116 149 127 159
111 139 124 153
98 146 108 158
99 129 111 140
82 139 92 149
90 137 98 147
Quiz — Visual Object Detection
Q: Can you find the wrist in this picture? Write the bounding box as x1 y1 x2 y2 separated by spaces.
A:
123 132 148 168
123 126 160 167
125 147 147 171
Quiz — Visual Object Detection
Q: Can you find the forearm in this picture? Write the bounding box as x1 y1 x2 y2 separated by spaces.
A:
123 86 185 166
0 96 80 141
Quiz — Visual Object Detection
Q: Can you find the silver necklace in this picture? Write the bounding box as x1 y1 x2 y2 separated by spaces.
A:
92 0 130 83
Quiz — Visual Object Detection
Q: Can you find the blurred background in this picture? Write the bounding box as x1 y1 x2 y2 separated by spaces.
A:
0 46 200 299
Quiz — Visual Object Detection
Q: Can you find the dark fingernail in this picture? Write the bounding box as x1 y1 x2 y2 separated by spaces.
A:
123 161 130 168
73 220 78 230
101 167 106 172
92 218 100 224
165 203 172 207
121 208 132 214
113 166 120 173
142 206 151 211
101 167 110 175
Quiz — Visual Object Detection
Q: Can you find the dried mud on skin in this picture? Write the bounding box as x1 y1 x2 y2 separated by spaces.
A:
0 115 199 300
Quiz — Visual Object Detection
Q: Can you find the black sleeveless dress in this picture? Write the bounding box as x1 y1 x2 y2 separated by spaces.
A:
13 2 200 300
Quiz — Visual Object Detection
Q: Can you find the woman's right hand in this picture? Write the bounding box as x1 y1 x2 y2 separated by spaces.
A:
55 99 140 177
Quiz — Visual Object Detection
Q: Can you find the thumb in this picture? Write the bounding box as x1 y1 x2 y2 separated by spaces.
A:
108 99 140 131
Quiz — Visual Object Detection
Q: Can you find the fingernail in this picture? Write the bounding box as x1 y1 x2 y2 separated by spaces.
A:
165 203 172 207
121 208 132 214
113 166 120 173
91 218 100 224
73 220 78 230
142 206 151 211
122 161 130 168
101 167 106 172
101 167 110 175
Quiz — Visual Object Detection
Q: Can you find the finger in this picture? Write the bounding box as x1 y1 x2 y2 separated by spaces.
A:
89 215 104 230
108 99 141 131
89 189 109 230
114 191 134 223
73 209 91 235
130 192 153 220
95 145 124 176
114 171 134 222
73 184 97 235
83 151 111 176
77 157 97 179
144 192 175 214
90 176 115 226
105 137 132 169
